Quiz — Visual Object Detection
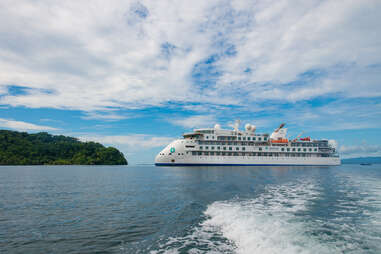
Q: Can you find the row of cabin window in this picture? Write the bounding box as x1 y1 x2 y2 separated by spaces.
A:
199 140 326 148
198 141 266 146
159 153 185 156
200 146 245 151
199 146 319 152
208 136 267 141
291 143 328 147
191 152 323 157
198 130 214 134
283 147 318 152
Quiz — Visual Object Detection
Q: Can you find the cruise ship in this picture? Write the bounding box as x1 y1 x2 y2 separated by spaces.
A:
155 122 341 166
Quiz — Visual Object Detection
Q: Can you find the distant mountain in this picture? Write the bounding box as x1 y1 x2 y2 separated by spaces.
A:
0 130 128 165
341 157 381 164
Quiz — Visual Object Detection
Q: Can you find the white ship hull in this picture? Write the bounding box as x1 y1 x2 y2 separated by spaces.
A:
155 154 341 166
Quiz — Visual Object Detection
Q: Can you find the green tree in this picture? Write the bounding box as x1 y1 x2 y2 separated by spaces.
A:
0 130 128 165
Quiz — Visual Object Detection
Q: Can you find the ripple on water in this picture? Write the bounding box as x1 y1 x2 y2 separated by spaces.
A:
152 172 381 254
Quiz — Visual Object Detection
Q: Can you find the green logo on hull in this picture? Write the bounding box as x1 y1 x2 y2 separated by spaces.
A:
170 147 175 153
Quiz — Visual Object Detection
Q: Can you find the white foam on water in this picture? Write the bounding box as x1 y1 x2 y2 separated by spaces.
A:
152 171 381 254
152 180 334 254
202 181 335 254
151 222 236 254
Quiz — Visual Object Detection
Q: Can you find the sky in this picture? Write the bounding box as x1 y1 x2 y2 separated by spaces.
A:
0 0 381 164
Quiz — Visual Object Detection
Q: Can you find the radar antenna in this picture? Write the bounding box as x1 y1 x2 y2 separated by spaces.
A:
274 123 285 133
233 119 241 132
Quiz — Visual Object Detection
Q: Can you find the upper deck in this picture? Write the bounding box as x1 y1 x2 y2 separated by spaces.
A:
180 124 337 157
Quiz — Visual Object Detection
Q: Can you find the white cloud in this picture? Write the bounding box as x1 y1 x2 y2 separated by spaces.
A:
0 0 214 110
169 115 216 129
339 143 381 158
215 0 381 101
78 133 175 164
79 134 173 149
0 85 7 95
81 111 129 121
235 99 381 133
0 0 379 113
0 118 58 131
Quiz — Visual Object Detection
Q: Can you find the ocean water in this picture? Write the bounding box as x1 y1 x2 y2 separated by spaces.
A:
0 165 380 254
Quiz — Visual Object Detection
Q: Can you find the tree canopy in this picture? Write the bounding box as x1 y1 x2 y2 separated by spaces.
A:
0 130 127 165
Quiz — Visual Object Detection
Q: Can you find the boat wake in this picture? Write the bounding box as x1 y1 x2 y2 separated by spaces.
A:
151 170 381 254
152 180 327 254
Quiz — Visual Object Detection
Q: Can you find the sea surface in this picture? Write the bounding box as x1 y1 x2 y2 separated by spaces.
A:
0 165 380 254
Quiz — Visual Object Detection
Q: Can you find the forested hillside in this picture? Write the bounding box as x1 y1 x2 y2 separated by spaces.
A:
0 130 127 165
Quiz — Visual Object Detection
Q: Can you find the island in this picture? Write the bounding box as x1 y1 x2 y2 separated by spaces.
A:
0 130 128 165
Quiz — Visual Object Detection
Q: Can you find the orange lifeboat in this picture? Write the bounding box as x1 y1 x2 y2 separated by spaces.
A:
271 138 289 143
